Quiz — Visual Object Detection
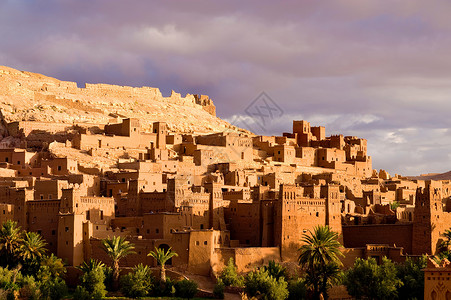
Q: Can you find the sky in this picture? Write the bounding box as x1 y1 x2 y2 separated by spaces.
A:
1 0 451 176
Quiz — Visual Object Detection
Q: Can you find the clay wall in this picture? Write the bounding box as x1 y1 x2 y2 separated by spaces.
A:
7 121 74 137
222 190 251 201
43 157 78 175
34 179 68 200
295 147 317 166
273 145 296 164
137 191 167 214
0 203 14 225
73 132 157 151
311 126 325 141
423 261 451 300
27 200 60 253
142 213 184 240
57 213 85 266
188 230 216 275
213 247 281 274
317 148 346 167
224 201 261 246
275 185 329 260
342 224 413 254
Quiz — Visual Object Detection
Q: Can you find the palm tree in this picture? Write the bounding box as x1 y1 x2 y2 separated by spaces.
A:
20 231 48 274
20 231 47 261
0 220 23 267
39 253 66 280
148 246 178 283
77 258 105 273
298 225 343 300
101 236 135 289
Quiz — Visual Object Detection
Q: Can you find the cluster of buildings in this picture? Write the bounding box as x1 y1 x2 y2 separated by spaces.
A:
0 116 450 285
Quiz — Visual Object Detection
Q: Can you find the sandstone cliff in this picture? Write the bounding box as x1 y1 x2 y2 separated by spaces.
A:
0 66 242 134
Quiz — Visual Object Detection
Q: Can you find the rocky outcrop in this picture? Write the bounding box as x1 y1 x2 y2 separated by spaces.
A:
0 66 242 135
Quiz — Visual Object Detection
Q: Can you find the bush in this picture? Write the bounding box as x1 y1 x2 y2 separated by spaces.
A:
244 269 288 300
153 277 176 297
264 261 287 280
103 266 114 291
0 267 22 299
175 279 198 299
344 257 402 300
18 275 40 300
220 258 244 287
76 263 107 300
287 279 306 300
41 279 68 300
213 278 225 299
73 286 90 300
120 264 154 298
396 255 427 300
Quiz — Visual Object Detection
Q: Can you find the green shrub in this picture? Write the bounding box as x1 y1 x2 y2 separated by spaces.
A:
18 275 40 300
344 257 402 300
41 279 68 300
220 258 244 287
396 255 427 300
175 279 198 299
213 278 225 299
264 261 287 280
120 264 154 298
0 267 22 298
287 278 306 300
73 286 90 300
153 277 176 297
244 269 288 300
103 266 114 291
76 261 107 300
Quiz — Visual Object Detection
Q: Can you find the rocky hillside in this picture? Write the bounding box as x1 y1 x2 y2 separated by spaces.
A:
408 171 451 181
0 66 244 134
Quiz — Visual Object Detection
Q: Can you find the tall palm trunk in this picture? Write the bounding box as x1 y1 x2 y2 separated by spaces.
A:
113 260 120 290
160 264 166 282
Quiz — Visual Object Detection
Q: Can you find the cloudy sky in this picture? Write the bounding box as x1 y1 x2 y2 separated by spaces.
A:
1 0 451 176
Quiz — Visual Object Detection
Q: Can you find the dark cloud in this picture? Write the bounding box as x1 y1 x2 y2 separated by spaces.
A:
1 0 451 175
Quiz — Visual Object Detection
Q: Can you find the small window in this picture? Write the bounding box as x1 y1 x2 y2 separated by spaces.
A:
195 241 200 246
65 227 69 232
204 241 208 245
156 228 159 233
57 166 62 171
5 157 8 162
52 230 56 235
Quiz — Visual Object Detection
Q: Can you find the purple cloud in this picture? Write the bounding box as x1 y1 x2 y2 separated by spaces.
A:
1 0 451 175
